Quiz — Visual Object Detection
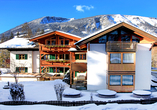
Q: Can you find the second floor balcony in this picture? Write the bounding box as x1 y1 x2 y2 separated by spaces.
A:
106 41 137 52
40 44 72 52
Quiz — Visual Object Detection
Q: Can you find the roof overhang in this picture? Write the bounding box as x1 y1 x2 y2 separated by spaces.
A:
30 30 81 42
75 22 157 46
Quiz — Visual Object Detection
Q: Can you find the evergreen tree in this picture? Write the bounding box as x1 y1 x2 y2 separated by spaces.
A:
9 32 14 39
1 34 5 43
17 31 20 38
27 28 33 38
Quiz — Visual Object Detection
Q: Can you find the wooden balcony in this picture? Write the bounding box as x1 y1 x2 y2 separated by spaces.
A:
40 44 72 52
41 60 70 67
106 41 137 52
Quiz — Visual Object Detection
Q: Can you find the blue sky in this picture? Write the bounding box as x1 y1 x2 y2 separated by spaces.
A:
0 0 157 34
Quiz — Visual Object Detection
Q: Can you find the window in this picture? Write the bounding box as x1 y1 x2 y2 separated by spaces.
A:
121 35 130 41
123 53 134 63
110 75 134 86
65 40 69 45
16 54 27 60
51 40 56 45
110 53 121 63
47 40 50 45
65 54 70 60
110 53 134 64
108 31 119 41
46 37 56 45
59 54 64 60
110 75 121 85
132 36 140 43
122 75 133 85
16 67 28 73
75 54 86 60
48 67 69 73
98 35 107 43
49 54 55 59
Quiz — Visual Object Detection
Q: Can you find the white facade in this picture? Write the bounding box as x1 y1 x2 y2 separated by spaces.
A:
10 51 39 73
135 44 152 90
87 44 107 90
87 43 152 91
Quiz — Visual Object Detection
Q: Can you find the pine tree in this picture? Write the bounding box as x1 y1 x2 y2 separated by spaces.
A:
1 34 5 43
27 28 33 38
17 31 20 38
9 32 14 39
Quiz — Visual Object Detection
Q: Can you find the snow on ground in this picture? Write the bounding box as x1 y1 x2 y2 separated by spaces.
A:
1 80 157 109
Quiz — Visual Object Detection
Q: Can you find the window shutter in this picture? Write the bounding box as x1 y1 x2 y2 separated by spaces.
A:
75 71 79 77
25 67 28 73
50 54 55 59
49 67 53 72
75 54 79 60
41 67 44 73
25 54 27 59
16 67 19 72
60 69 63 73
16 54 19 59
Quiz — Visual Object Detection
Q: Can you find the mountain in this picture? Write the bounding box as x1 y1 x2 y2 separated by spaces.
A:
1 14 157 39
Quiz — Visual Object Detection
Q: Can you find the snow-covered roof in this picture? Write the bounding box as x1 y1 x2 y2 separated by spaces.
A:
0 37 36 48
75 21 157 45
31 30 81 40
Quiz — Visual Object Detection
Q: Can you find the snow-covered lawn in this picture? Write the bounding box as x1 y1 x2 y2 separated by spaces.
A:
1 80 157 109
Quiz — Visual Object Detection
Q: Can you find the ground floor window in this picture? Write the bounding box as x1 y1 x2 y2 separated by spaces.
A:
109 74 134 86
110 75 121 85
16 67 28 73
122 75 133 85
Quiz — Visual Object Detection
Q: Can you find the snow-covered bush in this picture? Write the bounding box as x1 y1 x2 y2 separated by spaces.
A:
9 83 25 101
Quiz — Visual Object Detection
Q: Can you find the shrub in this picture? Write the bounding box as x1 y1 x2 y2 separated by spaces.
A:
9 83 25 101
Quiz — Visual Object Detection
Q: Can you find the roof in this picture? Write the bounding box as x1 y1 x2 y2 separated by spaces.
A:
75 22 157 46
30 30 81 42
0 37 36 49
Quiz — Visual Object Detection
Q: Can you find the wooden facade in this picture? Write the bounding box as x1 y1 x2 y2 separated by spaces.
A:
30 31 83 82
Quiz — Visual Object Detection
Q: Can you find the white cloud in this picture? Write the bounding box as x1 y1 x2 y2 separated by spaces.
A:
74 5 94 12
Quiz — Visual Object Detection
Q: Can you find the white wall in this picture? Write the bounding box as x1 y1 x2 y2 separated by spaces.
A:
33 51 39 73
135 44 152 90
10 51 39 73
87 44 107 90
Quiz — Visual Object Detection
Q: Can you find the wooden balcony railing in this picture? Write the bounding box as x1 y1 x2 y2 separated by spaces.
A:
41 60 70 66
106 41 137 52
40 44 72 51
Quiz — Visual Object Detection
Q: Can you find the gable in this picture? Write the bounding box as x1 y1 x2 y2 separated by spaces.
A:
30 31 81 42
76 22 157 46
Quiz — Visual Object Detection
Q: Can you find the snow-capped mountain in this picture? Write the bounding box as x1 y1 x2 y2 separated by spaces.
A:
1 14 157 39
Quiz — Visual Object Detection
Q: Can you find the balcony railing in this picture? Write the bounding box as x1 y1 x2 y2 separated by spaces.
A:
106 41 137 52
40 44 72 51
